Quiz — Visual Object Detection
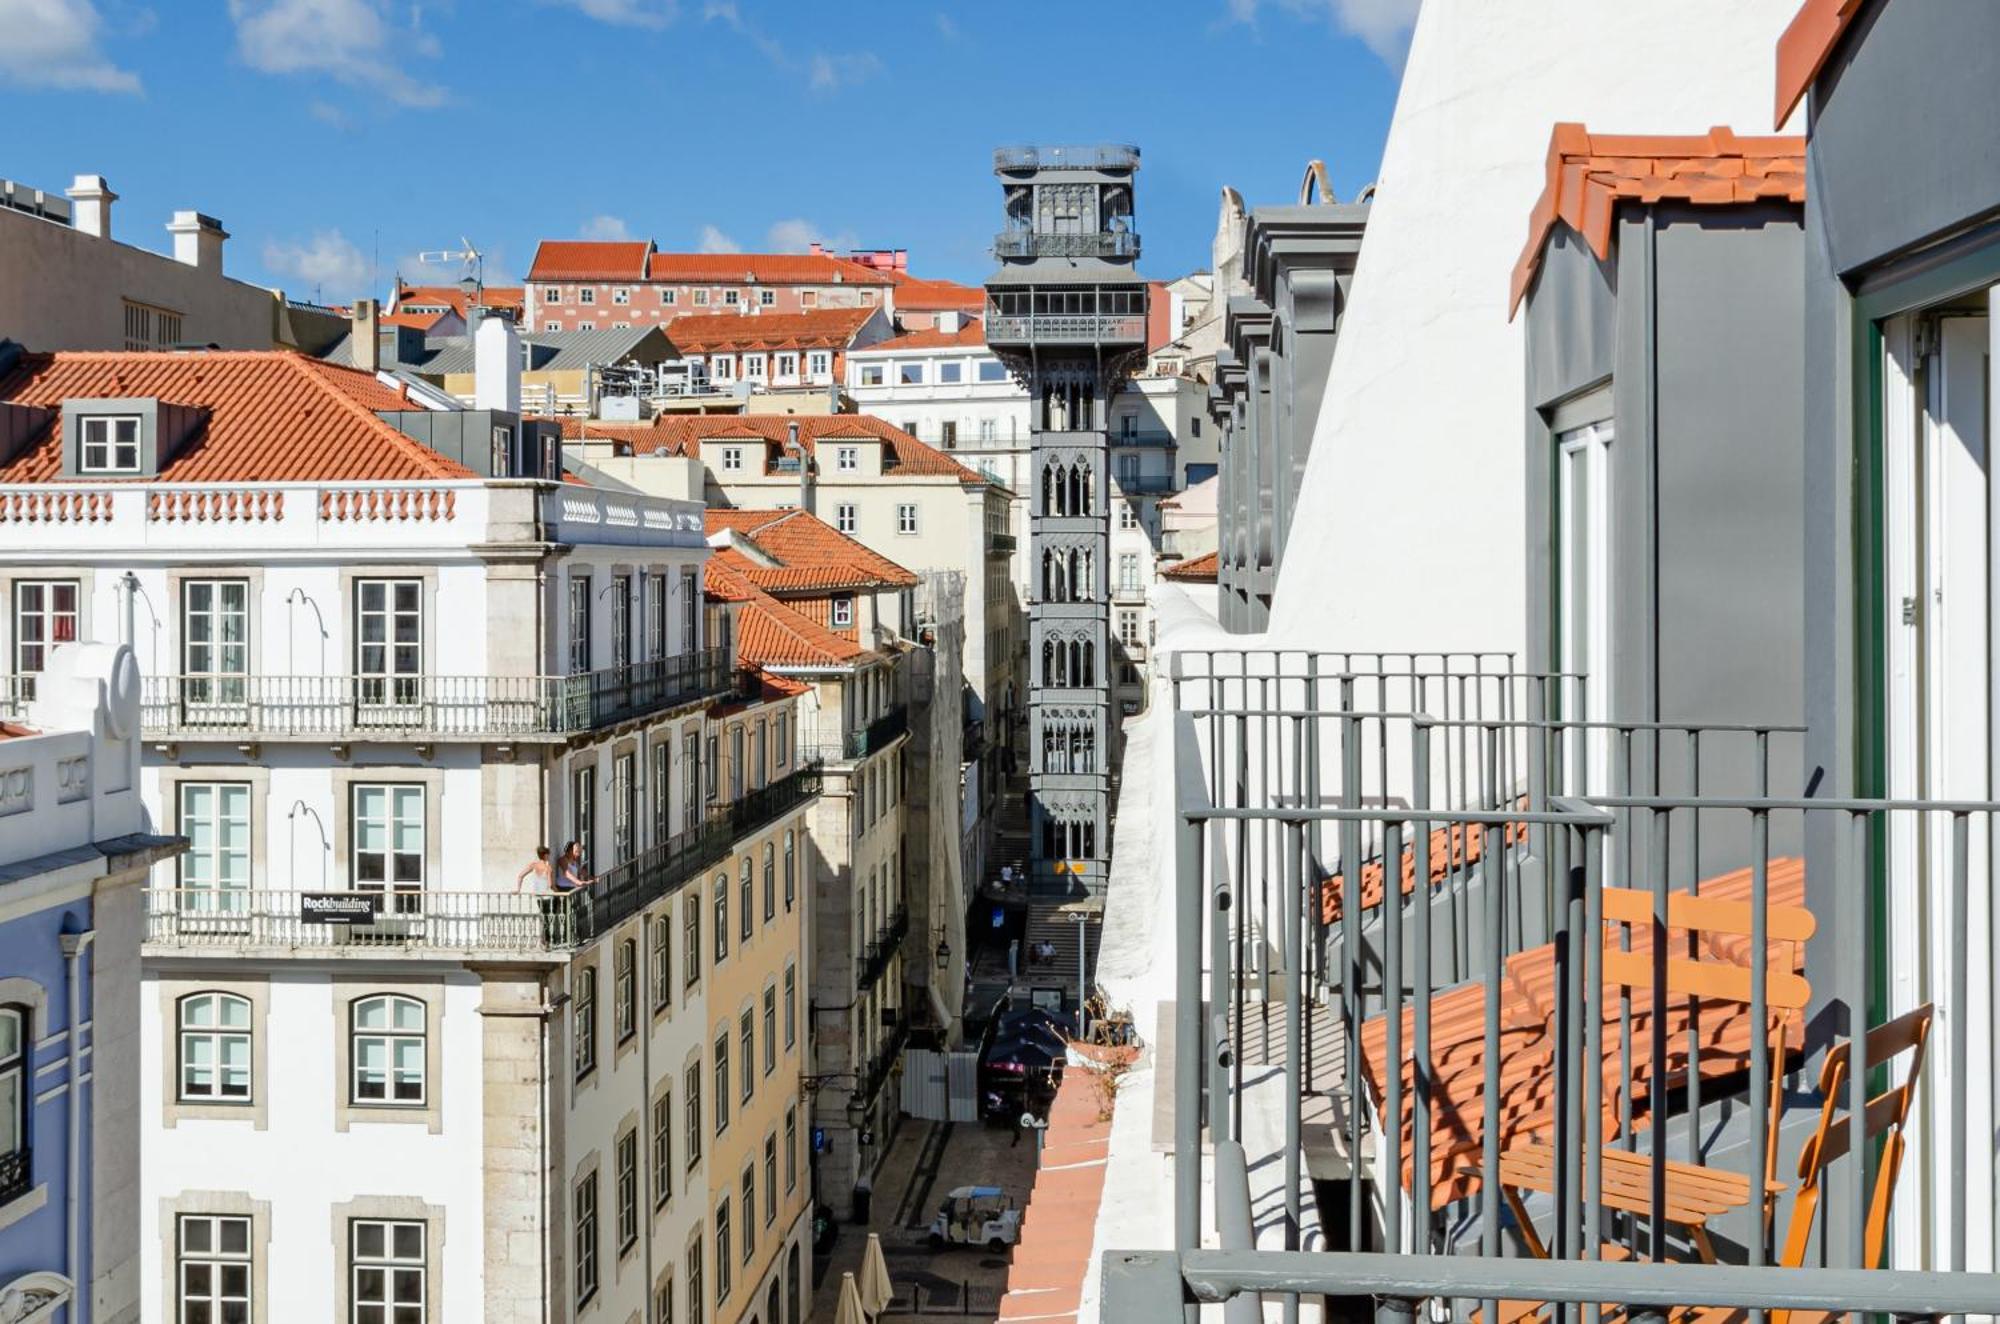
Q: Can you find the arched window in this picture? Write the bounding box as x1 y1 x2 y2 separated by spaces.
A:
351 994 426 1104
0 1005 24 1190
177 992 252 1102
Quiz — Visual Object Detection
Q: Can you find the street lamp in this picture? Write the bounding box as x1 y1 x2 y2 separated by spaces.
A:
934 930 951 970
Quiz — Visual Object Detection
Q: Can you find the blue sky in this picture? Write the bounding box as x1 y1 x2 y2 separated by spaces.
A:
0 0 1412 303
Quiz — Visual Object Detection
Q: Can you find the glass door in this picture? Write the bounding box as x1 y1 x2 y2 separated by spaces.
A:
1557 420 1613 797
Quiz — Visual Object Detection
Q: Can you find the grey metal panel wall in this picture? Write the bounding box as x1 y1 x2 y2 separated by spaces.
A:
1808 0 2000 276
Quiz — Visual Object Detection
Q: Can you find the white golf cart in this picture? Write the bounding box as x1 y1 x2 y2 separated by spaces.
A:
926 1186 1022 1251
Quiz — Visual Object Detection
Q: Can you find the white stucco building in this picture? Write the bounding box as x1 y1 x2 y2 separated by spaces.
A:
0 335 819 1324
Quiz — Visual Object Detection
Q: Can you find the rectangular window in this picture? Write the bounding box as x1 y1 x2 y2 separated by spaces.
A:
351 783 424 895
713 872 729 963
568 572 592 674
613 287 631 305
652 1089 673 1209
680 569 699 650
978 417 997 442
353 577 422 705
723 289 741 307
683 892 701 987
682 730 700 830
783 830 796 910
544 286 561 302
739 1010 754 1103
705 734 719 802
775 715 789 769
801 290 819 307
896 503 918 535
728 725 745 800
740 1166 756 1262
715 1200 732 1302
573 967 597 1079
834 504 857 535
898 362 924 385
940 361 963 384
686 1238 704 1324
613 752 636 866
350 1219 426 1324
544 320 562 332
644 573 667 661
178 1214 252 1324
940 420 958 450
652 912 672 1012
693 289 710 307
762 844 775 922
79 414 141 473
616 1128 639 1253
776 352 797 377
808 351 830 376
744 354 766 379
859 364 885 387
836 446 859 471
1119 553 1140 592
652 739 672 848
758 289 775 307
721 447 743 472
1119 502 1138 530
739 858 753 943
783 966 796 1048
978 360 1008 382
178 781 251 901
570 763 595 870
763 1136 778 1225
661 288 678 305
574 1172 599 1307
713 1032 730 1135
177 991 252 1102
784 1107 798 1192
831 597 854 629
580 287 596 304
762 988 777 1075
615 938 637 1043
685 1064 703 1168
611 574 632 670
350 994 426 1105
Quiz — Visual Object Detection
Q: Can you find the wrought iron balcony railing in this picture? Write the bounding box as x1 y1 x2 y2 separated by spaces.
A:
0 1146 27 1207
987 531 1016 555
856 939 890 992
1161 648 1998 1323
992 145 1139 173
124 648 731 741
983 314 1147 345
1112 473 1177 495
993 231 1140 260
1110 430 1178 448
808 709 910 765
144 888 586 955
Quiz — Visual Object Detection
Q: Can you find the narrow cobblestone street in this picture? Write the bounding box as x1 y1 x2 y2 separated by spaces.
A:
810 1112 1043 1321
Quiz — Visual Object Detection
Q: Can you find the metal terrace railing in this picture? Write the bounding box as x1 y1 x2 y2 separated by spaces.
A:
1159 648 1998 1322
144 887 585 954
993 230 1141 260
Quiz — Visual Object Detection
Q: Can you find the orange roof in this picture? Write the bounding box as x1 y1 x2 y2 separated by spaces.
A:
645 251 896 285
560 413 987 483
664 307 877 354
1508 124 1807 317
703 543 882 671
887 273 986 310
706 508 920 588
391 282 525 320
0 351 474 483
861 320 987 352
1161 550 1218 582
382 310 450 332
527 240 653 281
1775 0 1866 127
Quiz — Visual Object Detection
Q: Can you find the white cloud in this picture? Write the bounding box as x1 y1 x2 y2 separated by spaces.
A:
229 0 445 108
697 225 741 254
765 219 856 254
579 214 634 242
550 0 678 28
263 229 372 301
1229 0 1418 67
307 98 348 127
0 0 142 93
807 50 881 91
934 11 957 40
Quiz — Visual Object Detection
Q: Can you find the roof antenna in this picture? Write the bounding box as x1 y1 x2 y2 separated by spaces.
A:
417 238 485 320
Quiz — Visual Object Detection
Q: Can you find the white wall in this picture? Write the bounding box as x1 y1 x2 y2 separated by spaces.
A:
1270 0 1799 653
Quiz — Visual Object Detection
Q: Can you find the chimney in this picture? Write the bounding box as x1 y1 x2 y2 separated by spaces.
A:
786 420 814 515
808 242 826 257
475 312 522 413
65 174 116 239
936 309 961 335
166 211 228 271
351 299 381 373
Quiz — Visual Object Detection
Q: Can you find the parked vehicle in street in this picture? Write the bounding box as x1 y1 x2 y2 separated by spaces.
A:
927 1186 1023 1251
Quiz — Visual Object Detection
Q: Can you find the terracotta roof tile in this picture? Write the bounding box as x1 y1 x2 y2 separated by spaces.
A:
527 240 653 281
391 282 525 320
886 273 986 310
860 320 987 352
645 252 896 285
0 350 475 483
1508 124 1807 318
664 307 877 354
706 508 920 588
1775 0 1867 127
1161 550 1218 582
705 549 871 670
559 413 988 483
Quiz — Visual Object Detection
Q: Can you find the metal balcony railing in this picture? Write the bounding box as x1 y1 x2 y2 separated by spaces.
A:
808 710 910 765
983 314 1147 345
988 531 1017 554
144 888 586 954
1161 648 1999 1323
1113 473 1176 495
993 231 1140 260
125 648 730 741
1110 430 1178 448
0 1147 27 1207
992 145 1140 173
854 1008 913 1108
856 939 890 992
722 761 823 839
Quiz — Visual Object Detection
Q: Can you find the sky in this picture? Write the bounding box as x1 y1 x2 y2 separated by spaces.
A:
0 0 1413 304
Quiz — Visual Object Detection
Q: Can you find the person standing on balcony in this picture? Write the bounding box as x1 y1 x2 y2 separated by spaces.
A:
515 845 552 893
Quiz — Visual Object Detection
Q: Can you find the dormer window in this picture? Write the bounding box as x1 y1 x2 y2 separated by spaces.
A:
721 448 743 472
836 447 858 472
80 415 141 474
831 597 854 628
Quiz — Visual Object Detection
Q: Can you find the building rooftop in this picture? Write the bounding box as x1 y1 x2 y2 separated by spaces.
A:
885 272 986 311
1775 0 1864 126
556 413 990 483
390 282 526 320
705 552 871 669
857 320 988 352
705 507 920 589
646 251 897 285
1160 550 1218 582
1508 124 1807 315
662 307 878 354
526 240 653 281
0 349 472 483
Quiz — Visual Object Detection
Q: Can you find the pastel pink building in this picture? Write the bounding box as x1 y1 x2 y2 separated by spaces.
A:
524 240 898 333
